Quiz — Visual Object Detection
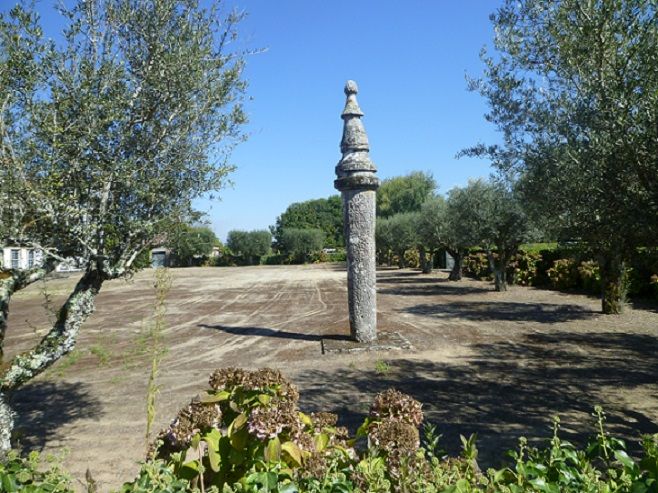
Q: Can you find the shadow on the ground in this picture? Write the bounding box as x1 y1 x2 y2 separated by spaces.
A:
198 324 351 342
377 273 451 284
10 381 104 451
630 298 658 314
402 300 596 323
380 283 491 297
377 271 492 296
295 331 658 467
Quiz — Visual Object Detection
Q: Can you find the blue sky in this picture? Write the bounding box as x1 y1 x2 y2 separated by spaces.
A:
8 1 503 241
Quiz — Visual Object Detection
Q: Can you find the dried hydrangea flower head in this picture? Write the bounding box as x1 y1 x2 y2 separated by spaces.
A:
310 412 338 430
369 389 423 427
368 418 420 453
247 401 302 441
152 399 222 459
209 367 300 404
209 367 250 389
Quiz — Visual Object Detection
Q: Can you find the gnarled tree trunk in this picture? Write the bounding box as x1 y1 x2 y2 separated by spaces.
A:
486 250 509 292
418 247 434 274
447 249 463 281
599 254 626 314
0 392 13 454
397 250 406 269
1 261 58 363
0 261 58 455
0 264 107 454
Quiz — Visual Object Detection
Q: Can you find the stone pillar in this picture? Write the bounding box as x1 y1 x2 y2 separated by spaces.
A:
334 80 380 343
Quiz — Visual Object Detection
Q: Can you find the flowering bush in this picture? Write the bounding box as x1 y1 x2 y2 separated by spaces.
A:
547 258 580 290
137 370 658 493
463 252 490 279
6 369 658 492
578 260 602 293
149 368 354 491
508 252 541 286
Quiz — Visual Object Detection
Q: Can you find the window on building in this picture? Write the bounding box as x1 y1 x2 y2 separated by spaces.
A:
27 250 35 268
11 249 20 269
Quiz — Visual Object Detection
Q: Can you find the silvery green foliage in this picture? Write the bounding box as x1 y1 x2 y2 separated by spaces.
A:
464 0 657 309
446 179 534 291
0 0 248 451
29 0 247 271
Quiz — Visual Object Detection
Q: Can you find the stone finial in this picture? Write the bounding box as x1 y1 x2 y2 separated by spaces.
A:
335 80 378 189
345 80 358 95
342 80 364 118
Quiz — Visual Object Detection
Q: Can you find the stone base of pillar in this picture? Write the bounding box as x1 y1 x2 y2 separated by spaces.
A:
321 331 412 355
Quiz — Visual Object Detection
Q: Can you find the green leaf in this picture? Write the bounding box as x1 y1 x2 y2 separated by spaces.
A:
1 474 18 493
278 482 298 493
230 426 249 451
229 412 248 435
298 412 312 427
204 429 222 472
178 461 201 481
281 441 302 467
257 394 272 406
314 433 330 452
355 419 371 438
229 447 246 466
455 478 470 492
190 433 201 450
615 450 636 469
265 437 281 463
207 445 221 473
200 390 230 403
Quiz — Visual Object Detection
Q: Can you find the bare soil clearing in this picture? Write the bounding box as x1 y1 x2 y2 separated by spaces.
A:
5 264 658 490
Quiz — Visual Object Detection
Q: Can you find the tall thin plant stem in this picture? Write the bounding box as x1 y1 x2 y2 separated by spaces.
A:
145 267 172 451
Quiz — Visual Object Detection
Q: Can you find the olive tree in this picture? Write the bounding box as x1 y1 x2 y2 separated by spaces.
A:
443 186 487 281
417 197 447 274
280 228 325 263
467 0 658 312
0 0 248 452
384 212 420 269
376 171 437 218
375 217 394 266
448 179 534 291
167 225 220 266
227 230 272 265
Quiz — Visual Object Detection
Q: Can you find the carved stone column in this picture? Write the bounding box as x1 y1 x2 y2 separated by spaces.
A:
334 81 380 343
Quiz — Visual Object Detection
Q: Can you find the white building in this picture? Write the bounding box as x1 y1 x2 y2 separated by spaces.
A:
1 246 81 273
1 246 43 270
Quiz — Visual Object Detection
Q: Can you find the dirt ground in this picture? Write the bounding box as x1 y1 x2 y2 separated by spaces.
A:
4 263 658 491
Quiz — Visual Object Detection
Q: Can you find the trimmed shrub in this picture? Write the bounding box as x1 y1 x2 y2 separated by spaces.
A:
578 260 602 293
280 228 325 263
547 258 579 290
509 251 541 286
403 249 420 269
463 252 490 279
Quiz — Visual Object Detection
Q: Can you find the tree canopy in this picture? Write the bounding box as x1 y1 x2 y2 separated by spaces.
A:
166 225 220 266
0 0 248 452
466 0 658 311
226 230 272 264
280 228 325 263
449 179 535 291
376 171 437 218
272 196 343 248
